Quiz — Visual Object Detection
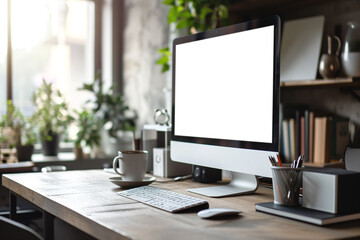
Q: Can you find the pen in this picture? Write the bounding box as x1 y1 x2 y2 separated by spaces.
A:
296 155 303 168
276 154 283 167
268 156 276 166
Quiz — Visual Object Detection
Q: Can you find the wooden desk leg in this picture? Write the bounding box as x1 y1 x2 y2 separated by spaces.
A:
43 211 55 240
9 192 17 220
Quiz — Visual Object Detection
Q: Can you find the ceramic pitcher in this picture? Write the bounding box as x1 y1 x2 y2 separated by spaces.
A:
319 35 341 79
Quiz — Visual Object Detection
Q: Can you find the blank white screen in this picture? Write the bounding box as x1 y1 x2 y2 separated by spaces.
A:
174 25 274 143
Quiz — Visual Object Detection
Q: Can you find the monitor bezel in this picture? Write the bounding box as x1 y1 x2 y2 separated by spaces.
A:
171 15 280 152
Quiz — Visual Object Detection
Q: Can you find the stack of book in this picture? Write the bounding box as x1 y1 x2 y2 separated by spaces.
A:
280 109 350 165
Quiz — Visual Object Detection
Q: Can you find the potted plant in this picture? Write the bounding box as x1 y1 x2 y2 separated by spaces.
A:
73 109 101 159
32 79 73 156
0 101 20 146
15 116 37 162
0 100 37 161
80 73 137 156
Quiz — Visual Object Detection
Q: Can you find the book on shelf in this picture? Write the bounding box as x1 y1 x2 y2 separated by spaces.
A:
282 119 290 162
280 107 350 164
313 116 331 164
330 116 350 160
280 108 304 162
289 118 296 161
300 116 305 158
295 110 301 158
304 110 314 163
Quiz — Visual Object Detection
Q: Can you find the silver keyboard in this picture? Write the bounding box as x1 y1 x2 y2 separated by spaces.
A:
118 186 209 213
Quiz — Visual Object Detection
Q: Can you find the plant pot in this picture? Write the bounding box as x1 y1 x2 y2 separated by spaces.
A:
16 145 34 162
74 147 84 159
41 133 60 156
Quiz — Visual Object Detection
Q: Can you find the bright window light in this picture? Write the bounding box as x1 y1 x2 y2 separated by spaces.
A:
0 0 7 116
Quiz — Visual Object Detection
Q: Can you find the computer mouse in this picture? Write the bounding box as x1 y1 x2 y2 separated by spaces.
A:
197 208 241 219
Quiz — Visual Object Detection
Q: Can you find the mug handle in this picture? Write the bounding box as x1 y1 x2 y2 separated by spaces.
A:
113 155 123 176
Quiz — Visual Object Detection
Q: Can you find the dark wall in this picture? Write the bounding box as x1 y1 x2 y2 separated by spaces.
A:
229 0 360 73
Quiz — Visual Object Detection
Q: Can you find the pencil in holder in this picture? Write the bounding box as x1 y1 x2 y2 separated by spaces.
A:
271 166 303 207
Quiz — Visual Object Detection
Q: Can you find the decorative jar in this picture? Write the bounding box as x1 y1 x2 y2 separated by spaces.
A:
342 22 360 77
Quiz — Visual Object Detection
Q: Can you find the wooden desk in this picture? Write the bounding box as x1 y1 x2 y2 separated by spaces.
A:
2 170 360 240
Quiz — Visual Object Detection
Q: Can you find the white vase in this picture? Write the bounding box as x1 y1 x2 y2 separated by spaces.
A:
342 22 360 77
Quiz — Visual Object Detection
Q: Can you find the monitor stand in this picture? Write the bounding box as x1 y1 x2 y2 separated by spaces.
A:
188 172 259 198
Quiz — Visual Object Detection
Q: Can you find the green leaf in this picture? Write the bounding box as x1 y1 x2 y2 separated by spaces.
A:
168 6 178 23
187 19 195 29
176 5 184 12
79 83 93 91
162 0 175 6
178 10 192 19
156 55 169 65
200 7 212 20
158 47 170 54
218 5 228 19
161 64 170 73
176 19 189 29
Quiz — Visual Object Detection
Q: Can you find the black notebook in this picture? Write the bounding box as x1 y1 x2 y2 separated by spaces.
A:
256 202 360 226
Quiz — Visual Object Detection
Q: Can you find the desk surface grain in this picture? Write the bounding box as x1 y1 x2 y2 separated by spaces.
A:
2 170 360 240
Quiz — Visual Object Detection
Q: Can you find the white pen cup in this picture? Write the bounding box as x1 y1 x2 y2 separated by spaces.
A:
271 166 303 206
113 150 148 181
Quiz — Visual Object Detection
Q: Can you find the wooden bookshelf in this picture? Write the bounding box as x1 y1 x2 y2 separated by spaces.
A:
280 77 360 88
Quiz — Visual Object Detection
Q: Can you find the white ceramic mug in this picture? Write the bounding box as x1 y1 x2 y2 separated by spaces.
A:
113 150 148 181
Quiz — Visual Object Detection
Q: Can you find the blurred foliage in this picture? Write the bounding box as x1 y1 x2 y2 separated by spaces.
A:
164 0 230 33
32 79 73 141
0 100 37 146
73 109 101 148
157 0 231 73
79 73 137 139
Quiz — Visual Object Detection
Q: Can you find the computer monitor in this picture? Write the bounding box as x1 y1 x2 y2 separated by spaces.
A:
170 15 280 197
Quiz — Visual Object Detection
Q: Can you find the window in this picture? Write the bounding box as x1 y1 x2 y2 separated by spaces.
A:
10 0 95 118
0 0 7 116
1 0 121 144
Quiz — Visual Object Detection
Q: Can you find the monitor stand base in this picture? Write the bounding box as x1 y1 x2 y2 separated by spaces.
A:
188 172 259 198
